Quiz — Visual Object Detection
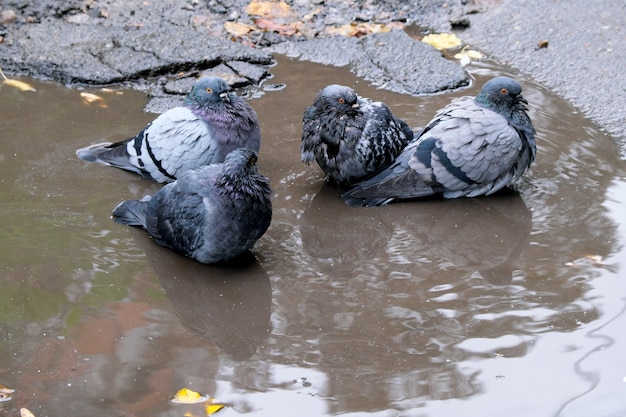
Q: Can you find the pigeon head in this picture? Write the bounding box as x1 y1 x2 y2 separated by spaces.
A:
475 76 528 113
317 84 360 114
185 76 234 108
220 148 264 182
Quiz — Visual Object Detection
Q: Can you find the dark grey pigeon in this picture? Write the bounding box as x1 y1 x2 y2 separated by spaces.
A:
77 76 261 183
111 148 272 264
342 77 536 206
301 84 414 186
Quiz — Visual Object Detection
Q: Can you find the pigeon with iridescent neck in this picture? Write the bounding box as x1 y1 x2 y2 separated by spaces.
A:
342 77 536 206
77 76 261 183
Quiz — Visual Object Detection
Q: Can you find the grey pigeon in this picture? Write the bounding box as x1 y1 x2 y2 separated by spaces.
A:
111 148 272 264
77 76 261 183
342 77 536 206
301 84 414 186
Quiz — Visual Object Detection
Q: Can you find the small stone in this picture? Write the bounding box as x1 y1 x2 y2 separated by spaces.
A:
0 9 18 25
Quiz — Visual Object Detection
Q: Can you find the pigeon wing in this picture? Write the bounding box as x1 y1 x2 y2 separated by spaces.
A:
132 107 217 183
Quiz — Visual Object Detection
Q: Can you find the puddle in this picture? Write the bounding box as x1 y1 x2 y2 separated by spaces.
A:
1 55 626 417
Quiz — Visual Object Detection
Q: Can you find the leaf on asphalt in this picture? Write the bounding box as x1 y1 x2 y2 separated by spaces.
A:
421 33 462 50
324 21 403 38
246 1 292 19
170 388 210 404
21 408 36 417
253 18 299 36
80 92 108 109
224 21 253 37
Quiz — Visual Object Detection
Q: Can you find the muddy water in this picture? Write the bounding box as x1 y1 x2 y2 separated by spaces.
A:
1 55 626 417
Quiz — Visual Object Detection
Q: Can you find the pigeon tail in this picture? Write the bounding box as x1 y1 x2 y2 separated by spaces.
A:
111 196 151 226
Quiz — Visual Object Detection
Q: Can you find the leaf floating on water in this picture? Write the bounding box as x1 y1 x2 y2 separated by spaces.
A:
170 388 210 404
565 254 604 267
0 382 14 402
3 79 37 92
454 46 484 66
206 402 225 415
20 408 36 417
0 68 37 92
421 33 462 50
454 46 484 60
80 92 108 109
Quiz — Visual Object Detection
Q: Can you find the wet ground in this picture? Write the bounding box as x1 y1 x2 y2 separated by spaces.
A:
1 55 626 417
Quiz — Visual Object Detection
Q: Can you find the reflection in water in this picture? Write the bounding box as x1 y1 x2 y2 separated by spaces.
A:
130 228 272 361
387 190 533 285
1 59 626 416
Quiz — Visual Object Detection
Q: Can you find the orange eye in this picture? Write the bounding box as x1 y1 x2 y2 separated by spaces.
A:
338 98 345 104
206 87 212 94
500 88 508 95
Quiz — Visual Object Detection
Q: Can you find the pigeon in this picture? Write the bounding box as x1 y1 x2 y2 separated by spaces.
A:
341 76 536 206
111 148 272 264
77 76 261 183
301 84 414 186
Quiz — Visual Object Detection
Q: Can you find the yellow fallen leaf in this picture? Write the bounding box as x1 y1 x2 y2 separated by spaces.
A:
421 33 462 50
454 46 484 60
0 67 37 92
224 21 253 37
170 388 210 404
245 1 292 19
324 22 396 38
80 92 108 108
206 402 225 416
3 79 37 92
21 408 36 417
0 383 14 393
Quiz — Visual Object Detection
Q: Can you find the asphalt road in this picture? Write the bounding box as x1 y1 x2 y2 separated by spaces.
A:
461 0 626 154
1 0 624 153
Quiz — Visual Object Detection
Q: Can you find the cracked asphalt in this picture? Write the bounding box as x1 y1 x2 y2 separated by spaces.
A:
0 0 624 153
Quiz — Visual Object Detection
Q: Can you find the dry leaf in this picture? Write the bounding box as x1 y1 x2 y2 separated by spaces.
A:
224 21 253 37
254 18 298 36
80 92 108 108
421 33 462 50
0 383 15 393
170 388 210 404
246 1 292 19
324 22 397 38
0 382 14 402
21 408 36 417
3 79 37 92
565 254 604 267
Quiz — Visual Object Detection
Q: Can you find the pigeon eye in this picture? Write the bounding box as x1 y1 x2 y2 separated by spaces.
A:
248 156 257 166
338 98 346 104
206 87 213 94
500 88 508 95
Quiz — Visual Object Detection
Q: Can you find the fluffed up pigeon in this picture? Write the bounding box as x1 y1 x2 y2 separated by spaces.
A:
342 76 536 206
111 148 272 264
77 76 261 183
301 84 414 186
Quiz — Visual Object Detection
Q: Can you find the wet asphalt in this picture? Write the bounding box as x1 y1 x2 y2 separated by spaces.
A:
0 0 624 153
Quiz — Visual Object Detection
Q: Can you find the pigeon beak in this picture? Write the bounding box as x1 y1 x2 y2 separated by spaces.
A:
517 95 528 105
220 91 231 103
352 103 359 109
